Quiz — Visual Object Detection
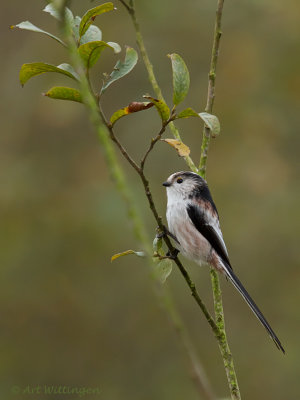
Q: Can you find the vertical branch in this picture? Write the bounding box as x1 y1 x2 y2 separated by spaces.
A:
120 1 241 399
199 1 241 399
199 0 224 177
60 7 215 399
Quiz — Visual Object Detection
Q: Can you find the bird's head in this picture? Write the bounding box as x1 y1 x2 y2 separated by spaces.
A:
163 171 206 200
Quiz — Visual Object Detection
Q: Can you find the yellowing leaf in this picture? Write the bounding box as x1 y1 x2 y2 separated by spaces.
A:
143 95 170 122
79 2 115 37
110 108 130 125
176 107 199 119
161 139 190 157
78 40 113 68
110 102 153 126
19 62 78 86
111 250 145 262
43 87 82 103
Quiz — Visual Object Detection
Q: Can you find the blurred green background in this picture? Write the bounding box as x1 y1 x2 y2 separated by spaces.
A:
1 0 299 399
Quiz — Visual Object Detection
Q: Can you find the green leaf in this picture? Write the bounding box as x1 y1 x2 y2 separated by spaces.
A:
176 107 199 119
154 259 173 284
79 2 115 38
80 25 102 44
11 21 65 46
111 249 145 262
168 53 190 106
78 41 114 68
143 96 170 123
110 102 153 126
110 109 129 126
19 63 78 86
101 47 138 93
161 139 190 157
43 86 83 103
43 4 74 24
199 112 221 137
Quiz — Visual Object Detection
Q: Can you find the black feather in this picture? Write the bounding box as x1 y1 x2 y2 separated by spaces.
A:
186 203 285 353
189 184 218 215
187 204 231 266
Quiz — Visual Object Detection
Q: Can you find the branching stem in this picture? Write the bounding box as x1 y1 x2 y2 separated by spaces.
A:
100 107 221 339
140 116 175 170
198 1 241 399
120 0 241 399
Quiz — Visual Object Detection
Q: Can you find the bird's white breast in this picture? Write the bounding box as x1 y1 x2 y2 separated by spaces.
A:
166 194 211 267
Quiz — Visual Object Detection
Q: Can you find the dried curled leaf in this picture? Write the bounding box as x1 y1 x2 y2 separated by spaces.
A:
161 139 190 157
127 102 154 113
111 250 145 262
110 102 153 126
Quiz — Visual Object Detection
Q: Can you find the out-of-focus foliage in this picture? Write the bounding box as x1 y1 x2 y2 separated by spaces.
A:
1 1 299 399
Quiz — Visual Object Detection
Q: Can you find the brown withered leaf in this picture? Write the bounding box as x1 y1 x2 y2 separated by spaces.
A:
127 101 154 113
161 139 190 157
110 102 153 126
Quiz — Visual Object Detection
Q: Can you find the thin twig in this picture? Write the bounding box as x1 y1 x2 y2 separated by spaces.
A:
122 0 198 173
140 117 175 170
198 1 241 399
100 109 221 340
120 1 241 399
199 0 224 177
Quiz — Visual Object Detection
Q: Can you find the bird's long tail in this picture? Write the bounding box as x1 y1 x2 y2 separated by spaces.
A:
222 262 285 353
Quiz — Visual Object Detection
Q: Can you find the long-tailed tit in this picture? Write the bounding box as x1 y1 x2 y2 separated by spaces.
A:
163 171 284 353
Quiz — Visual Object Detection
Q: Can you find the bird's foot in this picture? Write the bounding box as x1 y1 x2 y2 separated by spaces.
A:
165 249 180 260
156 226 180 245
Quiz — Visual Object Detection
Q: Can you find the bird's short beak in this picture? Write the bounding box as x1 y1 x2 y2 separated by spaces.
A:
163 181 171 187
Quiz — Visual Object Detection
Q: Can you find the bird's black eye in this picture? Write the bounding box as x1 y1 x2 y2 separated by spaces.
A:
176 178 183 184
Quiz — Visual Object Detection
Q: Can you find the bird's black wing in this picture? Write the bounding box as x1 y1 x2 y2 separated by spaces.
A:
187 203 285 353
186 203 231 267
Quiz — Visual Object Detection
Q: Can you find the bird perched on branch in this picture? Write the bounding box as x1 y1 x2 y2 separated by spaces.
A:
163 171 285 353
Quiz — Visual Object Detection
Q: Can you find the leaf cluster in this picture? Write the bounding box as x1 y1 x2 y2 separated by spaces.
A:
12 1 220 283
